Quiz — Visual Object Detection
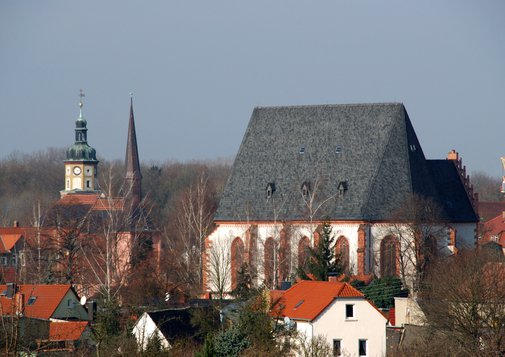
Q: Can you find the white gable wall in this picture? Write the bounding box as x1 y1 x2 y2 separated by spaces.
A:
132 313 170 351
312 298 387 357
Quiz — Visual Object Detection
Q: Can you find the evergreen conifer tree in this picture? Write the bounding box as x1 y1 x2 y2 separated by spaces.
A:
298 222 341 281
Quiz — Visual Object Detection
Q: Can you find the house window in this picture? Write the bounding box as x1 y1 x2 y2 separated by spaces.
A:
11 254 17 266
27 296 37 306
66 180 70 189
359 339 367 356
345 304 354 318
333 339 342 357
67 299 73 308
86 180 90 188
1 256 7 266
20 252 25 267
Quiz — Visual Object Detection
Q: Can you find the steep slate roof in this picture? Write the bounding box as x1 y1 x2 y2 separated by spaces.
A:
274 280 365 321
426 160 479 222
216 103 477 222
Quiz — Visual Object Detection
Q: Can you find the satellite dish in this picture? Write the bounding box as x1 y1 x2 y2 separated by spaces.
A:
80 296 87 306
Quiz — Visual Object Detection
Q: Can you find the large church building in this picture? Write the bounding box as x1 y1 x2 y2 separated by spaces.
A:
203 103 478 294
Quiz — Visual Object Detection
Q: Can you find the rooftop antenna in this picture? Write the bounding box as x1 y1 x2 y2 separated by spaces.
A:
501 157 505 194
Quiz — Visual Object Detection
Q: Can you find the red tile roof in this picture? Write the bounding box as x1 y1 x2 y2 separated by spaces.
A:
479 201 505 222
56 193 124 211
274 280 364 321
58 193 100 206
481 213 505 247
0 284 72 319
0 234 23 253
49 321 88 341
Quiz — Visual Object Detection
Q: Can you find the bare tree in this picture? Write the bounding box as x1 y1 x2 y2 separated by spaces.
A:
173 173 215 291
382 194 448 292
206 238 231 299
80 167 152 301
422 249 505 356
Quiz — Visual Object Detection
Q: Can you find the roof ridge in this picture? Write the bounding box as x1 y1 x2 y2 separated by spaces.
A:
254 102 404 110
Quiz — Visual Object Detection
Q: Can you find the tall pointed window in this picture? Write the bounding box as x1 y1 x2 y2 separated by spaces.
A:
278 230 291 283
264 238 276 288
335 236 350 273
380 235 398 277
298 236 310 269
231 237 244 290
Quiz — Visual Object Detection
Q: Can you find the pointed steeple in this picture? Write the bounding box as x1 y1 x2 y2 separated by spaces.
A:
125 94 142 206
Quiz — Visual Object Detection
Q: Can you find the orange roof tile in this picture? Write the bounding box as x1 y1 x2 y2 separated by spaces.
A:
57 194 100 206
0 234 23 252
92 197 125 211
0 284 72 319
274 280 364 321
49 321 88 341
481 213 505 247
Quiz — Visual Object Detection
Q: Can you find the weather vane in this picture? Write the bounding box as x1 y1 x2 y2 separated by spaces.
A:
79 89 85 108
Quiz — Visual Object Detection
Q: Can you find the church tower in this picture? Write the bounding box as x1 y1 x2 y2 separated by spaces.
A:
124 95 142 207
61 91 99 197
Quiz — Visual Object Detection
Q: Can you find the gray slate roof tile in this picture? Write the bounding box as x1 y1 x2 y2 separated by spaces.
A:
215 103 477 223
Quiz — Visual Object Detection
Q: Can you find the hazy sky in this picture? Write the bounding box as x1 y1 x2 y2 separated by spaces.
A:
1 1 504 177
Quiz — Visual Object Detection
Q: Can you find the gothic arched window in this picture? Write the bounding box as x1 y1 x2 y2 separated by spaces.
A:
264 237 275 288
278 230 291 283
335 236 350 273
231 237 244 290
298 236 310 269
380 235 398 277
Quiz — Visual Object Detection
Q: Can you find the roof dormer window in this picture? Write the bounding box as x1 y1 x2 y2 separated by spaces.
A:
299 146 305 155
337 181 348 195
301 181 311 197
335 146 342 154
266 182 276 199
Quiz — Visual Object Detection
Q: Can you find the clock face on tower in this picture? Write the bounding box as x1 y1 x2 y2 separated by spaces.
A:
73 166 82 175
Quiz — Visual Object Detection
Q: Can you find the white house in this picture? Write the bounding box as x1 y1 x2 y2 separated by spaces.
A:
274 280 388 357
132 308 194 351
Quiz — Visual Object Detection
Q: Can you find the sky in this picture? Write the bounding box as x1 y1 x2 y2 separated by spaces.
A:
1 1 504 177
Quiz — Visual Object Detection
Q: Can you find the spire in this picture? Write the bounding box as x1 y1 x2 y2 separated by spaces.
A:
66 89 97 161
125 94 142 205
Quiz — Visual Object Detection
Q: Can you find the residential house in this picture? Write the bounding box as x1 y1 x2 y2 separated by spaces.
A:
273 280 388 357
132 308 196 351
204 103 478 295
0 283 93 352
0 283 88 320
0 227 27 283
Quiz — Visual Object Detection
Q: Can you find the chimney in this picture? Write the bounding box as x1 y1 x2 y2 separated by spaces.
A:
15 292 23 316
13 220 19 228
447 150 459 161
328 272 339 282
